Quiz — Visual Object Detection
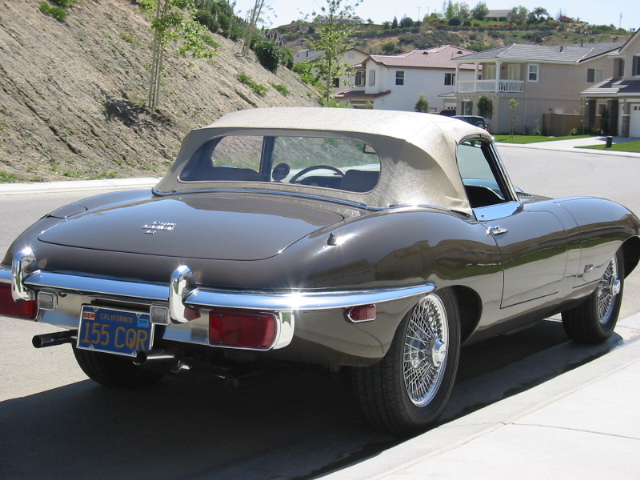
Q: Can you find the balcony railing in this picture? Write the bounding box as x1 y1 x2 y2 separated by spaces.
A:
457 80 525 93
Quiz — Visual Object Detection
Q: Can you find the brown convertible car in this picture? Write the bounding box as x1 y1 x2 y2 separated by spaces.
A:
1 108 639 435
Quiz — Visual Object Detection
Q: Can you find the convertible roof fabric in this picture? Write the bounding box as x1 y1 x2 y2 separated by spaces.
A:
156 107 493 216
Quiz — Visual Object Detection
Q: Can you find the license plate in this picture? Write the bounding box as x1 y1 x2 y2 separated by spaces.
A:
77 306 154 357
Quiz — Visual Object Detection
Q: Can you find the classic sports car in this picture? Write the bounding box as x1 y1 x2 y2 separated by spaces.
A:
1 108 639 435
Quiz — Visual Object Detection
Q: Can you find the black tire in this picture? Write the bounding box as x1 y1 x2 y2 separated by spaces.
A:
352 290 460 436
72 345 163 388
562 249 624 344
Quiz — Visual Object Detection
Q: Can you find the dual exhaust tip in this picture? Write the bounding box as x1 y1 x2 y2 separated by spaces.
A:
32 330 188 371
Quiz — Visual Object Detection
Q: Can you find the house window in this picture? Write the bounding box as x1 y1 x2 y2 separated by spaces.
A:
507 64 521 80
332 77 340 88
615 59 625 78
528 64 539 82
396 71 405 85
355 70 365 87
369 70 376 86
444 73 456 85
587 68 603 83
461 100 473 115
633 57 640 76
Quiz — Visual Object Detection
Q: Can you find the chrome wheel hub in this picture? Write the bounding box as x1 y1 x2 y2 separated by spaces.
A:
403 294 449 407
597 256 620 325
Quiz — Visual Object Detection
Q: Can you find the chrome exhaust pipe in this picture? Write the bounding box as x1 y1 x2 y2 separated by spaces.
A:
32 330 78 348
134 348 186 371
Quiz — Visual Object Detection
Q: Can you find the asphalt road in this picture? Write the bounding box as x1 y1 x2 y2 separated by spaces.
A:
1 146 639 479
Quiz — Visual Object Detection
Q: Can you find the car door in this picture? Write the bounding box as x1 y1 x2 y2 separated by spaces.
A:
457 139 569 308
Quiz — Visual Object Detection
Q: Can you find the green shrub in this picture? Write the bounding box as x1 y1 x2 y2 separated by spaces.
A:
270 83 290 96
280 47 294 70
0 171 19 183
253 40 280 73
39 2 68 20
237 73 268 96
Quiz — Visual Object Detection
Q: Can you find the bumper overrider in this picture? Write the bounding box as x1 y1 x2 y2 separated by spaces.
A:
0 248 434 362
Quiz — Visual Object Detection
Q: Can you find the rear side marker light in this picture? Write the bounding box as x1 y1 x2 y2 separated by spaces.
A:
0 283 38 320
209 309 278 350
347 304 377 323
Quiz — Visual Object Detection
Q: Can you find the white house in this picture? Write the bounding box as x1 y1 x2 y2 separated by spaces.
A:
335 46 477 111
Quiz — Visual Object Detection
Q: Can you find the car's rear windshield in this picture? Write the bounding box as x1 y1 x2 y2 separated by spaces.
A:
179 135 381 193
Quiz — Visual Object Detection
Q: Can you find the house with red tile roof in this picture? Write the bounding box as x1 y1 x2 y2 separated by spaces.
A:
335 45 477 111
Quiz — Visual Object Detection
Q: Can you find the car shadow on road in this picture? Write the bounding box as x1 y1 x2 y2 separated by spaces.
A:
0 319 620 480
0 365 392 480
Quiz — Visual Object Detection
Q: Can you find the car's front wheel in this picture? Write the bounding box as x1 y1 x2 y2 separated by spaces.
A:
561 249 624 344
72 346 164 388
352 290 460 435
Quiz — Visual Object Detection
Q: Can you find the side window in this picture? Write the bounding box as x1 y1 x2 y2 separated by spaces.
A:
180 135 265 182
457 140 511 209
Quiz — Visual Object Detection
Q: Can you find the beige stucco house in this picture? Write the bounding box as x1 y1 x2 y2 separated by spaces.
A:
581 29 640 138
451 42 623 134
335 46 476 111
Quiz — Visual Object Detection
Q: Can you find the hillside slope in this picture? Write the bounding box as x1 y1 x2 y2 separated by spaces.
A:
0 0 319 182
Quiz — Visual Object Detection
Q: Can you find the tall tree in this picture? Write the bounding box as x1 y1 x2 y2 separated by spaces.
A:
471 1 489 21
310 0 360 104
241 0 268 57
142 0 217 109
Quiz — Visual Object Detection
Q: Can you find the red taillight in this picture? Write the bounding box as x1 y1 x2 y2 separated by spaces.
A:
347 304 376 322
209 309 278 350
0 283 38 320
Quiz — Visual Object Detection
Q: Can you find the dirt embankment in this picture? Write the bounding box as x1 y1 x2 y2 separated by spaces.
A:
0 0 319 182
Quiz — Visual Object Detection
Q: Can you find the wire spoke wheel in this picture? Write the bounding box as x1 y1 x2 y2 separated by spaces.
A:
352 290 460 435
403 294 449 407
562 249 624 344
596 256 621 325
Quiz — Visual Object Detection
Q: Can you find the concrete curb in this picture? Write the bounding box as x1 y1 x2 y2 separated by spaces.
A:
0 177 160 196
321 312 640 479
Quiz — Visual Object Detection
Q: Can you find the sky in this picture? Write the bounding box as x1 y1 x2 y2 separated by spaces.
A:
232 0 639 32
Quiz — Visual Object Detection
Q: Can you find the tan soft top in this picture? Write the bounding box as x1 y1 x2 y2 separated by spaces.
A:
155 107 493 216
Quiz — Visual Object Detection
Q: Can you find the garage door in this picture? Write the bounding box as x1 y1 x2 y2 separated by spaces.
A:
631 104 640 138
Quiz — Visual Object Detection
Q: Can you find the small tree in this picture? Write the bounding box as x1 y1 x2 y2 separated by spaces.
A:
309 0 360 104
142 0 217 109
477 95 493 119
509 98 519 137
415 94 430 113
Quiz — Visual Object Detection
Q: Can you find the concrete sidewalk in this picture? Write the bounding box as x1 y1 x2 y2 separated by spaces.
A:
323 312 640 479
497 135 640 157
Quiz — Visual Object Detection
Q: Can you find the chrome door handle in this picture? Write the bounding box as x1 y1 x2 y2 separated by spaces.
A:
487 226 508 236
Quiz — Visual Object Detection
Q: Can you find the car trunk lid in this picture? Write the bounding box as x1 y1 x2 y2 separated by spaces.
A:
37 193 345 261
